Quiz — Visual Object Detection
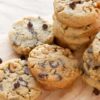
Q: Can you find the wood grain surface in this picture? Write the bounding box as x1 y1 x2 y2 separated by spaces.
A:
0 0 100 99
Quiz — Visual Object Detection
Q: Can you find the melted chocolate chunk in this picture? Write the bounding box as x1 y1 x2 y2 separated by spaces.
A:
0 58 2 64
69 1 82 9
24 67 30 75
42 24 48 30
93 88 100 95
49 61 59 68
38 73 48 79
14 81 20 89
27 22 33 29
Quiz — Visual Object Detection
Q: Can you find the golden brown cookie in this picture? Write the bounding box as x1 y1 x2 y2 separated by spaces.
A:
28 44 80 90
53 16 100 50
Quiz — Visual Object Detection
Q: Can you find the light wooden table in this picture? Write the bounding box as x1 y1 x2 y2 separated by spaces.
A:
0 0 100 100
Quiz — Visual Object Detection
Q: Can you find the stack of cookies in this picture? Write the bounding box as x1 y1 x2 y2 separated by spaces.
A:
53 0 100 50
0 0 100 99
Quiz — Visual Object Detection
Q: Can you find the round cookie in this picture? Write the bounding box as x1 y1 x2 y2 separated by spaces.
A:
54 0 99 27
83 32 100 90
9 16 54 56
0 59 41 100
53 16 100 50
28 44 80 90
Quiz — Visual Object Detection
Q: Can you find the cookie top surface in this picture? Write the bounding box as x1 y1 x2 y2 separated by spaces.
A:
9 16 53 48
0 59 41 100
28 44 80 89
54 0 98 14
54 0 99 27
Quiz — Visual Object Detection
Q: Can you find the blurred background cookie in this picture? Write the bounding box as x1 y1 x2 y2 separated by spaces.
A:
83 32 100 90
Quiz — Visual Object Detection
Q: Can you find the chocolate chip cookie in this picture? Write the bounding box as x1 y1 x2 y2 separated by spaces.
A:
28 44 80 90
83 32 100 90
53 16 100 50
9 16 54 56
54 0 99 27
0 59 41 100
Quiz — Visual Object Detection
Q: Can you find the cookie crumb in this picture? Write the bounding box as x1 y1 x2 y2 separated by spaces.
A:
93 88 100 95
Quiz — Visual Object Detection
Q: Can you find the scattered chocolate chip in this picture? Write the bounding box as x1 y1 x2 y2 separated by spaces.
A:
69 1 82 9
42 24 48 30
14 81 20 89
20 55 26 60
49 61 59 68
24 67 30 75
93 88 100 95
38 73 48 79
27 22 33 29
0 58 3 64
0 84 3 91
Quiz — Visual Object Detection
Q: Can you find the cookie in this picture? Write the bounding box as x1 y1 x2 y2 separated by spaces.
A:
0 59 41 100
53 16 100 50
83 32 100 90
9 16 54 56
28 44 80 90
54 0 99 27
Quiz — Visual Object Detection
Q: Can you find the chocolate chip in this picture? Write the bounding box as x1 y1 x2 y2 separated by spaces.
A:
69 2 76 9
19 77 23 81
87 46 93 53
14 81 20 89
55 74 62 81
24 67 30 75
0 84 3 91
20 55 26 60
93 88 100 95
69 1 82 9
38 73 48 79
93 65 100 70
42 24 48 30
0 58 3 64
19 77 28 87
49 61 59 68
27 22 33 29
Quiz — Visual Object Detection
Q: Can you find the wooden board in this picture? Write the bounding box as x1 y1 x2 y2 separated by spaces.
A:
0 34 100 100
